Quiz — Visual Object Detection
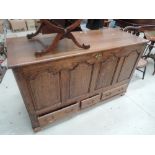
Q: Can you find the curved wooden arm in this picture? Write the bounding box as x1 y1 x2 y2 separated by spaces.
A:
41 19 65 33
124 25 155 32
123 26 141 32
66 20 82 33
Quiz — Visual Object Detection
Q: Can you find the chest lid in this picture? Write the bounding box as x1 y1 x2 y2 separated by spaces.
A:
7 28 147 68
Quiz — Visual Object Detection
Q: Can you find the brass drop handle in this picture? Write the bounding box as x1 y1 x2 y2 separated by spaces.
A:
95 53 102 60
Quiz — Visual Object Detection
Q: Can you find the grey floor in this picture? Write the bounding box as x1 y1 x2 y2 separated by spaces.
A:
0 29 155 135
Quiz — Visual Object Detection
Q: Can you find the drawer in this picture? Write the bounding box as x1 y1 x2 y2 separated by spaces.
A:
102 85 127 100
81 94 101 109
38 102 80 127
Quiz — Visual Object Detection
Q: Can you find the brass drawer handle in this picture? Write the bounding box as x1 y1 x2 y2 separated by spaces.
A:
95 53 102 60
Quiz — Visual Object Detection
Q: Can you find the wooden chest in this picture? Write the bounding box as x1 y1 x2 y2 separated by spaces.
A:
7 28 147 131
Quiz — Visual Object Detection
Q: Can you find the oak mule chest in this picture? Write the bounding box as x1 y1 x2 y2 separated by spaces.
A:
7 28 147 131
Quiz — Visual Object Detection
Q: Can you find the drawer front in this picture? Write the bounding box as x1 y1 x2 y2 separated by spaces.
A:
102 84 127 100
81 94 101 109
38 103 80 127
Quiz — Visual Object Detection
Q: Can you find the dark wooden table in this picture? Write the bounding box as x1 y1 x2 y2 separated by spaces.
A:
115 19 155 28
7 28 147 131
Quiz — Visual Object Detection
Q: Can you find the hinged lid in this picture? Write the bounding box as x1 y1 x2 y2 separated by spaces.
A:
7 28 148 68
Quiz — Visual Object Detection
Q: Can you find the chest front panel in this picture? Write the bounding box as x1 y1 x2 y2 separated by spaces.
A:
20 44 143 115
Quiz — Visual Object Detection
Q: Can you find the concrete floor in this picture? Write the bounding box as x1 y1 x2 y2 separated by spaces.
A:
0 29 155 135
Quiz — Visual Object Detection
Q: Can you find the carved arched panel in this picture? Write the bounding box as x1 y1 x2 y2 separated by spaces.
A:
69 63 93 98
28 70 61 110
117 50 139 82
95 56 118 90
